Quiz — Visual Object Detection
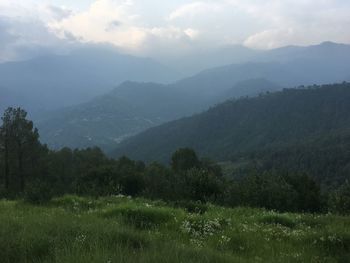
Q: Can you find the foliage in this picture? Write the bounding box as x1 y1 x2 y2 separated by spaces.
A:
171 148 200 172
328 181 350 215
0 106 345 214
103 205 174 229
173 200 208 214
259 214 297 228
24 181 53 204
0 107 42 193
113 82 350 183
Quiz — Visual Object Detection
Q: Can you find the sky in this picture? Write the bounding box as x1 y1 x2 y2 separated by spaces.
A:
1 0 350 62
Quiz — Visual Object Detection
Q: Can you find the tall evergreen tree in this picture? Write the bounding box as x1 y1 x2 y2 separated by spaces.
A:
0 107 40 192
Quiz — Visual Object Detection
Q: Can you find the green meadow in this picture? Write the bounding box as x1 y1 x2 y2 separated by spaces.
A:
1 195 349 263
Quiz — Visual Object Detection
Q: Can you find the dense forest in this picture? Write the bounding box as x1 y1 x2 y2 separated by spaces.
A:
0 107 349 214
113 83 350 185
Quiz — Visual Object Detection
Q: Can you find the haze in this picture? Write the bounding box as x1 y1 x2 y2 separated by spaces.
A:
1 0 350 65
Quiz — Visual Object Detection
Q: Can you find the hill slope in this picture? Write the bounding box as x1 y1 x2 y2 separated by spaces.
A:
0 45 179 116
35 42 350 149
112 82 350 163
37 79 282 150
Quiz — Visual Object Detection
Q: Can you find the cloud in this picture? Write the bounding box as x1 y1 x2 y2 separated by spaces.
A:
0 15 76 62
106 20 123 31
168 2 222 20
46 5 73 21
50 0 201 55
241 0 350 49
244 28 299 49
0 0 350 62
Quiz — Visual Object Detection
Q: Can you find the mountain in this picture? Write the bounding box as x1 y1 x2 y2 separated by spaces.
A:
163 41 350 76
0 44 179 117
32 42 350 150
112 82 350 164
37 78 281 150
259 41 350 63
2 41 349 117
165 42 350 100
222 79 282 99
163 44 260 76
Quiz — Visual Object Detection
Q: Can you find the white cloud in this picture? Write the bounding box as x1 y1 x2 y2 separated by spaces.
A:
244 28 300 49
49 0 201 55
168 2 222 20
0 0 350 61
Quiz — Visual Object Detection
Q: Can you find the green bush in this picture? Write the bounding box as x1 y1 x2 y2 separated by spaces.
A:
328 182 350 215
173 200 208 214
313 232 350 257
103 205 173 229
50 195 100 211
24 182 53 205
259 214 296 228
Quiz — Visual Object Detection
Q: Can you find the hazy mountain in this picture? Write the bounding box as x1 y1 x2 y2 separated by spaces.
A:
0 45 180 116
222 79 282 99
259 41 350 63
164 45 260 76
112 82 350 163
37 78 280 150
2 41 349 117
11 42 350 150
163 41 350 76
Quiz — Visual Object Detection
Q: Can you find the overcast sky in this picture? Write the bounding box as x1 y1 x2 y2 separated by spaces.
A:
1 0 350 62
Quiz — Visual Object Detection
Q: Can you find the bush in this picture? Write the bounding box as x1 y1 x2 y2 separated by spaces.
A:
328 182 350 215
24 181 53 204
259 214 296 228
50 195 101 211
103 206 173 229
173 200 208 214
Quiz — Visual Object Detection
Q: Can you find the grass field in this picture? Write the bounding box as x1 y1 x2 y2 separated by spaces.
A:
0 195 349 263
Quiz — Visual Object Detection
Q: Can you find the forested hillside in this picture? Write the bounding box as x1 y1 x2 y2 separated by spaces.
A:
37 79 281 150
113 82 350 181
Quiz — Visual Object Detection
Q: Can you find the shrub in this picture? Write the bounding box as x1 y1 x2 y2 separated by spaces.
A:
181 215 228 240
328 182 350 215
24 181 53 204
259 214 296 228
103 206 173 229
50 195 100 211
313 232 350 256
173 200 208 214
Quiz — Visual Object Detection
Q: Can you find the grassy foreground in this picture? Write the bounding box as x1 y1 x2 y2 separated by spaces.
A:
0 195 349 263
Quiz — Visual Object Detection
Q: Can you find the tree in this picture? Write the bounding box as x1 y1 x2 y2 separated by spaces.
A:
329 181 350 215
285 173 321 212
183 168 223 202
0 107 40 192
0 109 11 190
171 148 200 172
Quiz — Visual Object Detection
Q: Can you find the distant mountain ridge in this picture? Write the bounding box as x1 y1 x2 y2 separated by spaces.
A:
4 42 350 150
37 78 282 150
0 45 180 116
112 82 350 163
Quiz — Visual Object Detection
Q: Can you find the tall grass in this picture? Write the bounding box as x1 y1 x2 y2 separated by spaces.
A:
0 195 349 262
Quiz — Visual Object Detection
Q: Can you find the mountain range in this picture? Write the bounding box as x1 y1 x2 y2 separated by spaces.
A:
36 42 350 150
2 41 350 150
112 82 350 165
0 44 179 116
36 78 282 150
